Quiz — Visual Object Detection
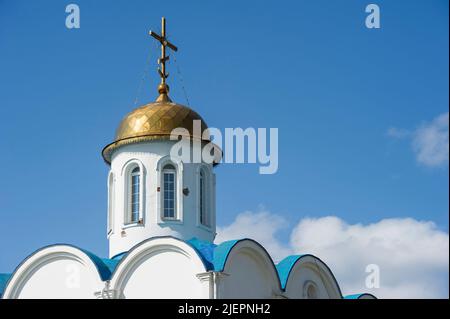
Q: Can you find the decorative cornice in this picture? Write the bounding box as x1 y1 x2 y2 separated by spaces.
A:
102 134 222 166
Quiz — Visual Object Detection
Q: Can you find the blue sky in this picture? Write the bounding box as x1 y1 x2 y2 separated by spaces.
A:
0 0 448 276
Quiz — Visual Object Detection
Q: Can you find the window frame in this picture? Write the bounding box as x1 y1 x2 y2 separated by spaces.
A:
199 169 208 227
196 165 214 231
156 156 183 224
122 160 145 227
129 166 141 224
162 165 177 220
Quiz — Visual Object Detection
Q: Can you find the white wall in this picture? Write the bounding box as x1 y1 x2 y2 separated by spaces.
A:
119 251 205 298
110 237 209 299
14 259 100 299
108 140 216 257
2 246 104 299
217 241 281 299
2 241 345 299
283 256 342 299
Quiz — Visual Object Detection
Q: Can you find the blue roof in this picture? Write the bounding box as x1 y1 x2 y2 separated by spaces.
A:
78 248 117 281
110 251 127 260
1 244 122 286
0 273 12 297
186 238 246 272
344 293 376 299
88 237 256 280
344 294 363 299
0 238 246 289
0 236 353 298
275 255 306 290
212 240 240 271
186 237 216 270
1 238 292 287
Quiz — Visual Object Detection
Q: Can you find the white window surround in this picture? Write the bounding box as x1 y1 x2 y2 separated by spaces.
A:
196 165 214 231
121 159 145 228
162 166 177 219
156 156 183 224
130 167 141 223
107 171 115 237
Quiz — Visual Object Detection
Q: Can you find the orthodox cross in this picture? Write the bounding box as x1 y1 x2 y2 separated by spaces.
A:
149 17 178 102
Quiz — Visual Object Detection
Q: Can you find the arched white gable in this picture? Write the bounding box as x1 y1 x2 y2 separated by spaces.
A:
110 237 209 299
2 245 105 299
218 240 282 299
283 255 342 299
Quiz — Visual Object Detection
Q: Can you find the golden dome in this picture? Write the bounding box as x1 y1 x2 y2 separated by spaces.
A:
102 101 210 164
102 17 222 164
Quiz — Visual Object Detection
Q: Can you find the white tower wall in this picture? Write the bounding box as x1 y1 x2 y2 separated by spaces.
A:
107 140 216 257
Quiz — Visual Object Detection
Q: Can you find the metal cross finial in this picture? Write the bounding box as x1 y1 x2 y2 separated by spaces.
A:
149 17 178 102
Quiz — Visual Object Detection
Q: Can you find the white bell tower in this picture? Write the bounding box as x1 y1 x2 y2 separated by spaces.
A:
102 17 220 258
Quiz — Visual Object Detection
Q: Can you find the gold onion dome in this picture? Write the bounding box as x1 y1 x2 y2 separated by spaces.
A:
102 17 218 164
102 97 210 164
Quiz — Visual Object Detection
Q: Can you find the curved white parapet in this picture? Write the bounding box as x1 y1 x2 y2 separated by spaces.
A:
2 245 109 299
109 237 210 299
276 255 342 299
211 239 282 298
1 236 376 299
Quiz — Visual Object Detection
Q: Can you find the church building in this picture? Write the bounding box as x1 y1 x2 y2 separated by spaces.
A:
0 18 375 300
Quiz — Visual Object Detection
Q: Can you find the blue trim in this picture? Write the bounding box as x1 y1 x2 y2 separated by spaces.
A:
275 254 344 296
212 238 283 291
1 236 354 299
100 258 120 277
99 252 127 276
107 237 277 276
276 255 305 290
0 273 12 297
212 240 240 271
77 248 116 281
186 237 216 270
344 294 364 299
109 236 214 279
344 293 377 299
110 251 127 260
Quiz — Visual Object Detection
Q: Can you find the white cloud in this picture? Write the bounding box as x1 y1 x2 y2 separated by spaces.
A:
388 112 449 167
216 210 292 262
216 210 449 298
290 216 449 298
413 112 449 167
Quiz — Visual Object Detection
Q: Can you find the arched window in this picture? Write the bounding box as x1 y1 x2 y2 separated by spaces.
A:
162 164 177 219
128 166 140 224
304 282 318 299
199 169 208 226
